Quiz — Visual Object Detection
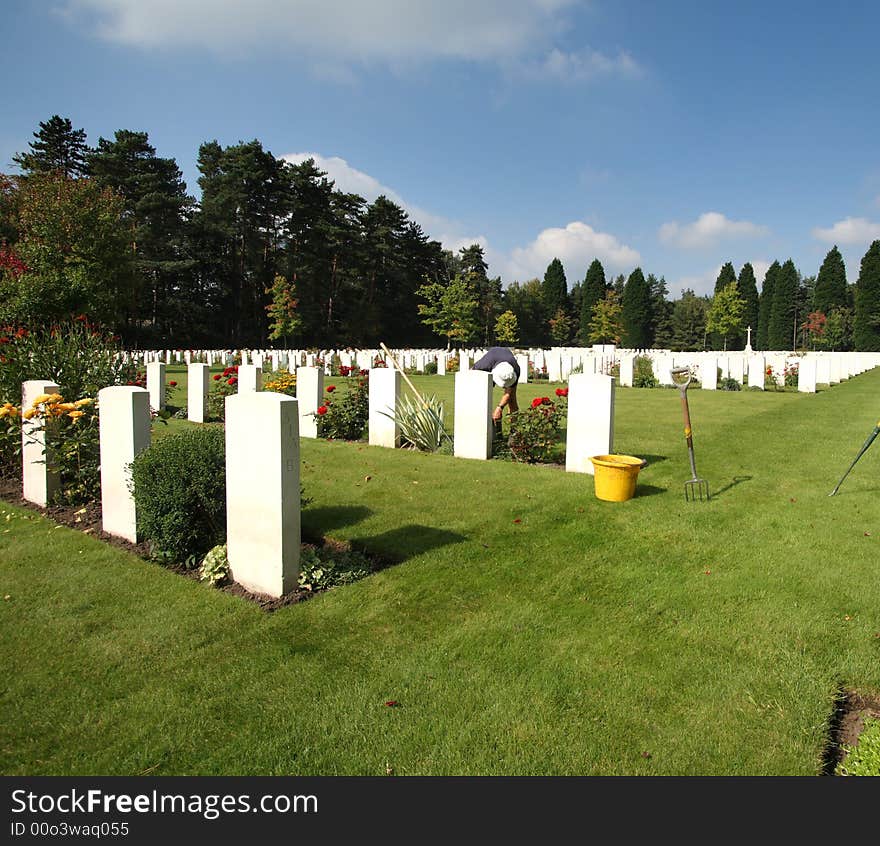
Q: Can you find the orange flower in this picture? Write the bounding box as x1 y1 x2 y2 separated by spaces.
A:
68 410 85 420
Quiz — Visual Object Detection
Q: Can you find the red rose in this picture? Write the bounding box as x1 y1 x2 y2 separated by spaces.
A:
168 381 177 387
555 387 568 397
317 405 328 415
542 397 552 405
531 397 543 409
228 377 237 386
213 374 221 381
326 385 336 392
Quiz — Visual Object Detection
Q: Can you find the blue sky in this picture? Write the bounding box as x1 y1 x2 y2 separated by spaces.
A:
3 0 880 296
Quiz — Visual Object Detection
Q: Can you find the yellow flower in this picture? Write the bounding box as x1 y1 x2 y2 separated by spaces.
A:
74 398 94 407
57 402 77 412
0 408 8 419
31 393 52 405
22 408 38 420
47 393 63 403
68 410 85 420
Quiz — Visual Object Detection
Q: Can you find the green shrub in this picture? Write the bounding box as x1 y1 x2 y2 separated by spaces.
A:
718 377 742 391
423 360 438 375
633 356 657 388
130 427 226 564
836 717 880 776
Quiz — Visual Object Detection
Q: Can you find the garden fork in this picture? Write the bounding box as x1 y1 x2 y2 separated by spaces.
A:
671 367 710 502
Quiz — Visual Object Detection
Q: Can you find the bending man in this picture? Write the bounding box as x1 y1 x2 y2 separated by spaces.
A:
472 347 520 428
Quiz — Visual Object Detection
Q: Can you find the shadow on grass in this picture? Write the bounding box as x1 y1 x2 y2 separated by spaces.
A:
634 484 666 498
637 454 669 465
350 524 467 564
302 505 373 534
711 475 754 498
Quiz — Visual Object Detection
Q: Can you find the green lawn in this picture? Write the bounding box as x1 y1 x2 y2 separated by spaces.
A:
2 369 879 774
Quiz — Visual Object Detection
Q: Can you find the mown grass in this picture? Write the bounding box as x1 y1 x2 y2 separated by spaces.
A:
2 368 879 775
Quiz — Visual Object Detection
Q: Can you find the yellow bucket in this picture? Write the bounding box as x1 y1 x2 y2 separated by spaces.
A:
590 455 645 502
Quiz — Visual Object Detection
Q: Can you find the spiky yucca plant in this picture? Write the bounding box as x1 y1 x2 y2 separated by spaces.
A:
380 393 448 452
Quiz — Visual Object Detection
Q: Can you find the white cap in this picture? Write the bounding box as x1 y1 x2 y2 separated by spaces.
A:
491 362 517 388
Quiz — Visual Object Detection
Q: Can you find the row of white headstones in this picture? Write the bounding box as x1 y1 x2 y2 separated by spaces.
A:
19 365 616 599
20 347 880 598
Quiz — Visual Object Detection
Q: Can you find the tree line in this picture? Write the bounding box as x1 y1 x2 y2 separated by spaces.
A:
2 115 879 351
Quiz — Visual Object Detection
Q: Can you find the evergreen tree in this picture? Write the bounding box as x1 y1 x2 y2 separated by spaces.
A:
88 129 194 345
13 115 90 178
648 274 673 348
503 279 545 346
670 290 709 351
621 267 653 348
756 260 781 350
737 263 760 348
813 246 848 315
714 261 737 293
853 240 880 351
459 244 501 346
768 259 800 350
542 258 568 333
578 259 607 345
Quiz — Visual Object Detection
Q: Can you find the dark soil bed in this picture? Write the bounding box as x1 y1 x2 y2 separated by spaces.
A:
0 476 384 612
824 689 880 775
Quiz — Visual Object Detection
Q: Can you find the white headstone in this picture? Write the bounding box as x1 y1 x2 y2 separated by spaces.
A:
728 355 745 385
798 358 817 393
368 367 401 448
225 393 300 598
453 370 493 460
565 374 615 476
747 355 765 389
700 357 717 390
619 355 634 387
187 363 210 423
516 354 529 384
146 361 166 411
437 354 446 376
296 367 323 438
98 386 151 542
237 364 262 393
21 380 60 506
816 355 831 385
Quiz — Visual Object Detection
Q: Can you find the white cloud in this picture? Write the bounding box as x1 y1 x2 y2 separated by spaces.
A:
514 47 643 83
670 259 770 299
749 260 770 286
811 217 880 246
658 212 768 250
281 153 639 285
505 221 640 283
63 0 576 61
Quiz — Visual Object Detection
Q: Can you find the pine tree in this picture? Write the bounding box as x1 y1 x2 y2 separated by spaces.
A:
853 240 880 351
648 274 673 348
88 129 194 344
621 267 653 348
670 290 709 351
756 260 781 350
503 279 545 346
542 258 568 326
813 246 848 315
13 115 90 178
578 259 607 345
714 261 737 293
737 263 760 348
768 259 799 350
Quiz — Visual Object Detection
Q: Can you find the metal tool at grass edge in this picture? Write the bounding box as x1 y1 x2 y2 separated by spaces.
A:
379 342 451 444
671 366 710 502
829 418 880 496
